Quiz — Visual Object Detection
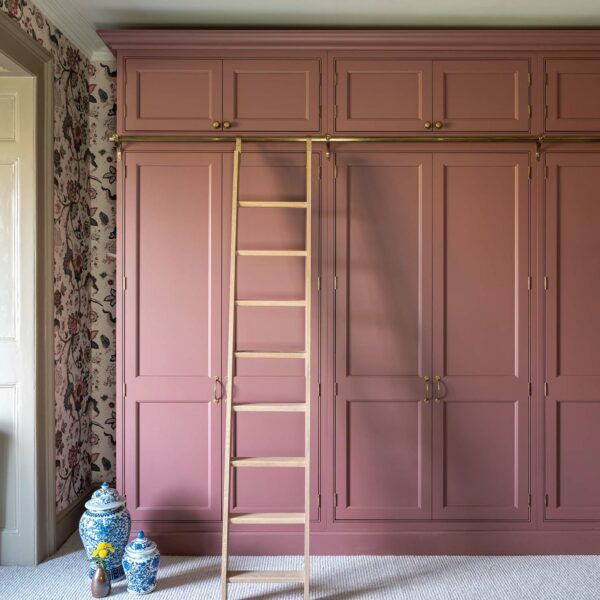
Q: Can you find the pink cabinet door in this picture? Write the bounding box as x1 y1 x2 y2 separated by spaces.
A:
334 60 433 132
334 151 433 520
545 60 600 131
432 152 530 520
123 151 222 521
222 149 321 521
222 59 321 132
123 58 222 132
432 60 530 132
545 153 600 520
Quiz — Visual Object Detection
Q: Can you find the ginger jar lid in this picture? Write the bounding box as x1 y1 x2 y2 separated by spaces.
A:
85 482 126 511
124 531 158 558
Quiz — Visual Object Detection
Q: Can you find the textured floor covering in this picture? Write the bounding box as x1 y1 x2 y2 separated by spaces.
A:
2 534 599 599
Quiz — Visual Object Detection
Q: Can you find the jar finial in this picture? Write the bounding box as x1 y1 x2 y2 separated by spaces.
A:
137 530 144 539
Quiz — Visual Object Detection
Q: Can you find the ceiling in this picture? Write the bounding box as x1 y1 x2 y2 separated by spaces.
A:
34 0 600 60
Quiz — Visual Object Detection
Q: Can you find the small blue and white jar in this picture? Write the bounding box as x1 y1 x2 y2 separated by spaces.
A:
79 482 131 582
123 531 161 594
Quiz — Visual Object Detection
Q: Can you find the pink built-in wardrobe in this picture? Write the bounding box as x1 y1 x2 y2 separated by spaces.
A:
100 29 600 555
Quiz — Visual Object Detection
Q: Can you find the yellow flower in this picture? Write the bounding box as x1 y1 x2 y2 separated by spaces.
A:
106 543 115 553
98 549 109 559
92 548 99 557
97 542 108 551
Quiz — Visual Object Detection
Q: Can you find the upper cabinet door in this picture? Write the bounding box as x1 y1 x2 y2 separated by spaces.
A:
432 60 530 132
546 60 600 131
222 59 321 132
123 58 222 132
335 60 433 132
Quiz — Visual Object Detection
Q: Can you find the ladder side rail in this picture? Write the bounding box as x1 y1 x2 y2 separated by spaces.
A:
221 137 242 600
303 138 312 600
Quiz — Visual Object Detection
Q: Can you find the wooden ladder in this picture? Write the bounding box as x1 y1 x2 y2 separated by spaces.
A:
221 137 313 599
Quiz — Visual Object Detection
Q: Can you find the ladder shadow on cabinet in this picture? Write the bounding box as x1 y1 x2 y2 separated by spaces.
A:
221 137 314 599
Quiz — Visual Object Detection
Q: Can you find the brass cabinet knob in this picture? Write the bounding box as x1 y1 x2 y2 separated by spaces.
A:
211 120 222 129
434 121 444 130
424 121 432 130
223 121 232 129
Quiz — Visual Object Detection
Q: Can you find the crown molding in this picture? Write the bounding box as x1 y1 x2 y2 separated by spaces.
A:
32 0 113 60
99 28 600 53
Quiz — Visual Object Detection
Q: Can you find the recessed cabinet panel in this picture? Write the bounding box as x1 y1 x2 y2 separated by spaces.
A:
123 151 222 522
545 153 600 520
223 59 321 131
124 59 222 132
433 60 530 132
335 152 432 520
335 60 432 132
432 153 530 520
546 60 600 131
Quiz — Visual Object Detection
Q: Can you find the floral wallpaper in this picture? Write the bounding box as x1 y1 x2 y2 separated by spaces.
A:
88 61 117 484
1 0 118 511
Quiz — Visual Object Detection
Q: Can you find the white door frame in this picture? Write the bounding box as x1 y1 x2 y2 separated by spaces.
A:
0 11 55 563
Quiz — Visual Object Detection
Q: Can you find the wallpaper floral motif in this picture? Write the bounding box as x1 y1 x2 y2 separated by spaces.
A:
88 61 117 484
0 0 116 512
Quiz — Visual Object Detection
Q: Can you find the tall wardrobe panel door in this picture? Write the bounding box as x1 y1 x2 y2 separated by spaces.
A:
123 58 222 132
432 60 530 132
545 60 600 131
334 151 433 520
432 152 530 520
223 150 321 520
545 153 600 520
123 151 222 521
222 59 321 132
335 60 432 132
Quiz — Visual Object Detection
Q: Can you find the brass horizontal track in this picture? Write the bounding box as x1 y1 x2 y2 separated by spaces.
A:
110 133 600 144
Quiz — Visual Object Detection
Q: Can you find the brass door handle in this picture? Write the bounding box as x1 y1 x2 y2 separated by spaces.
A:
434 375 443 403
424 121 432 130
223 121 232 129
212 375 222 404
424 376 431 403
434 121 444 130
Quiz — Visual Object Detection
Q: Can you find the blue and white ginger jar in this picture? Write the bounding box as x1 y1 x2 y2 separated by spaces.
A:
79 482 131 581
123 530 161 594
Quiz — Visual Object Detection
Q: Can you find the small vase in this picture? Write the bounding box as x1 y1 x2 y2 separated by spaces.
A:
91 565 111 598
123 531 160 594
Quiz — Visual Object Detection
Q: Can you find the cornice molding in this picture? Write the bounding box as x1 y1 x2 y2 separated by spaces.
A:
32 0 113 61
99 28 600 53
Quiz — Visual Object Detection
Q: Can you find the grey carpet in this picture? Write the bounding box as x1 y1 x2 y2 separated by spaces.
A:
1 534 599 599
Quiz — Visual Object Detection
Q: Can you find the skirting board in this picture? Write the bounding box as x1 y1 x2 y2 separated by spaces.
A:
143 531 600 556
55 486 95 549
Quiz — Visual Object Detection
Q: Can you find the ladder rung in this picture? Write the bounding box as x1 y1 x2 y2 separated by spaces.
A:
227 569 305 583
237 250 307 257
235 299 306 307
239 201 308 209
235 351 306 359
233 403 306 413
231 457 305 468
230 512 305 525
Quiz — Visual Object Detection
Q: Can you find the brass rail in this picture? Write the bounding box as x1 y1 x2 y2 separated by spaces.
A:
109 133 600 161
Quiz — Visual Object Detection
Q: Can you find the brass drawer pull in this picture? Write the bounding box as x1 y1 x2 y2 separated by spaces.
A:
424 121 432 130
211 120 222 129
223 121 232 129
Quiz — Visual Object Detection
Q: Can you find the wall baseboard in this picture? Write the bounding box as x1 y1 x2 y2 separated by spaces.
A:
55 486 95 550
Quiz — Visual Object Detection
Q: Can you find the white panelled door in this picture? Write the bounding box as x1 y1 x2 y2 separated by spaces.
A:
0 76 36 565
